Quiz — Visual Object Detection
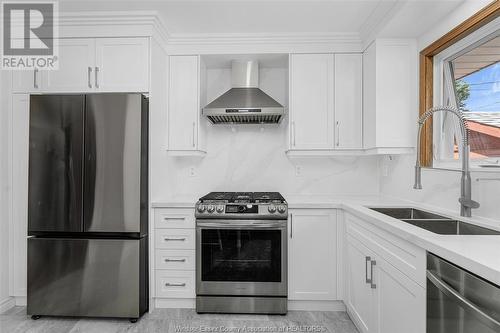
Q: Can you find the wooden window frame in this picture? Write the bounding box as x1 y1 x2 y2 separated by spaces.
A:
419 0 500 166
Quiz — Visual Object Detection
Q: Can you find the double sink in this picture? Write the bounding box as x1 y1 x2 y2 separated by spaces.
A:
370 208 500 235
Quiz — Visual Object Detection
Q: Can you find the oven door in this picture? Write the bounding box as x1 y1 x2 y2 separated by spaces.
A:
196 219 287 297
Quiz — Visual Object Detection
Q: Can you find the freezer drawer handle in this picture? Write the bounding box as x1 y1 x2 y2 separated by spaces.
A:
164 237 186 241
165 282 186 287
427 270 500 331
164 258 186 262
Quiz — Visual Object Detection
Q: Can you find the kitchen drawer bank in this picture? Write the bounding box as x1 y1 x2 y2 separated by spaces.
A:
152 207 196 309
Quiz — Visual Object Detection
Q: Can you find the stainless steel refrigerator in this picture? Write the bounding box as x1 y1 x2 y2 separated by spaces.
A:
27 94 148 322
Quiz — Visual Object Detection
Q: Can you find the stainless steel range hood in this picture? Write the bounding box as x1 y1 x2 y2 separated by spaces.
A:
203 60 284 124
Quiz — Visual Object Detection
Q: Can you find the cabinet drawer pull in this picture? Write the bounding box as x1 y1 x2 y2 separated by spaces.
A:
192 122 196 148
87 67 92 88
163 217 185 221
292 121 296 147
164 237 186 241
164 258 186 262
365 256 371 284
370 260 377 289
165 282 186 287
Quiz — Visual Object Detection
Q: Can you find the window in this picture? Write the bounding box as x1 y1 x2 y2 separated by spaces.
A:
436 31 500 166
418 1 500 168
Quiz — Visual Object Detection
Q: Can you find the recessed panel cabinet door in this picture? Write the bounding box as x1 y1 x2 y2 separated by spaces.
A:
346 235 375 333
95 38 149 92
42 39 95 92
373 258 425 333
289 54 334 149
288 210 337 300
334 54 363 149
168 55 199 151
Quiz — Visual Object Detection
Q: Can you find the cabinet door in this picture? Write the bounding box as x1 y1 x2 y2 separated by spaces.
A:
288 209 337 300
346 235 375 333
95 37 149 92
334 54 363 149
42 38 95 92
289 54 334 149
372 258 425 333
12 70 39 92
168 55 199 151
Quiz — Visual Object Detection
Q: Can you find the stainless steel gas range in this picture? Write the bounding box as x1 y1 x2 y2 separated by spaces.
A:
195 192 288 314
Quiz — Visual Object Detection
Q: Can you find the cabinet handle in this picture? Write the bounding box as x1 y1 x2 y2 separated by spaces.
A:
33 68 38 89
192 122 196 148
165 282 186 287
292 121 296 147
164 237 186 241
164 258 186 262
290 214 293 238
94 66 99 88
163 217 185 221
365 256 371 284
370 260 377 289
336 121 340 147
87 67 92 88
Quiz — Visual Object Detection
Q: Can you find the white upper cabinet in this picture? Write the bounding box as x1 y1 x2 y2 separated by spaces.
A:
12 37 149 93
288 209 337 300
42 38 95 92
167 55 204 154
95 38 149 92
363 39 417 152
289 54 335 150
334 54 363 149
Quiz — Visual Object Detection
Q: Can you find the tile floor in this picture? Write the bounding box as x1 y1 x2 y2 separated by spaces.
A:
0 307 359 333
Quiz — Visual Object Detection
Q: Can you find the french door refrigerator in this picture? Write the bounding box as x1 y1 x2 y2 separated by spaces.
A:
27 94 148 321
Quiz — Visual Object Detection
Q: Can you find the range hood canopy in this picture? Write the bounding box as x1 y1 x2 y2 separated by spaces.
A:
203 60 285 124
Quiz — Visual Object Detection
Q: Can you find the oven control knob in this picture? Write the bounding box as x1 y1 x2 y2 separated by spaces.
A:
197 205 206 213
216 205 224 213
277 205 287 214
268 205 277 213
207 205 215 213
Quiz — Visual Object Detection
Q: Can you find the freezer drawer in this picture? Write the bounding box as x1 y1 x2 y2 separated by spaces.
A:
27 237 148 319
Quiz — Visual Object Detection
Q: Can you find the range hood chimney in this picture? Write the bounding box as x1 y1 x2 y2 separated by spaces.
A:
203 60 285 124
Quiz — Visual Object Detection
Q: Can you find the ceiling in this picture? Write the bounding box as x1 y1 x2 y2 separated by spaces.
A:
58 0 465 39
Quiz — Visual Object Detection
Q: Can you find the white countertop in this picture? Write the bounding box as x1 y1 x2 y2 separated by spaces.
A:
151 194 500 285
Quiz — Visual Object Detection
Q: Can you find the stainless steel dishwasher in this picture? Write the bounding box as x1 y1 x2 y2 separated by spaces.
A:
427 253 500 333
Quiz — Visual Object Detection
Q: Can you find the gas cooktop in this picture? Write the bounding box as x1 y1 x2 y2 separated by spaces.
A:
196 192 287 219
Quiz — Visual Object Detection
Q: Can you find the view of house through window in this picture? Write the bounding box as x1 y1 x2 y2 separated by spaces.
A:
451 35 500 160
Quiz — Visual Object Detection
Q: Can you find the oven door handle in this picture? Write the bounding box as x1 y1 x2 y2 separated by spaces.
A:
427 270 500 331
197 221 286 229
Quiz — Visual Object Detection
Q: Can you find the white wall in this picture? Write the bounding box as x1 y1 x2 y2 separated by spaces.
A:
0 72 11 310
150 65 381 202
380 0 500 220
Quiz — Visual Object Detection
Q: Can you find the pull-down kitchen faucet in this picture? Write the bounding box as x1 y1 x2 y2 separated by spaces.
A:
414 106 480 217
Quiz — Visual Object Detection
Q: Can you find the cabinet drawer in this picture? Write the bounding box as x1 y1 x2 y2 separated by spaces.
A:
155 270 195 298
155 250 195 270
345 213 426 287
155 209 195 229
155 229 195 250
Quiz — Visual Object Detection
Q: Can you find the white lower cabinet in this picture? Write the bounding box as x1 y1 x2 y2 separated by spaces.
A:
288 209 337 300
153 208 196 303
345 213 425 333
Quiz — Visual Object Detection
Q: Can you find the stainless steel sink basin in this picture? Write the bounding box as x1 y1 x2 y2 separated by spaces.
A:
401 219 500 235
369 207 500 235
370 207 448 220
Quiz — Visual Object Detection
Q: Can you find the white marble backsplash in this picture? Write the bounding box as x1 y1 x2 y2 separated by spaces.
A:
380 154 500 221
